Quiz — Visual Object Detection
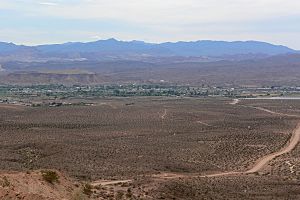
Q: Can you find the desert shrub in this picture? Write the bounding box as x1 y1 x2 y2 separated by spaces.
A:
126 188 133 198
72 189 88 200
41 170 59 184
115 191 124 199
83 183 93 196
1 176 10 187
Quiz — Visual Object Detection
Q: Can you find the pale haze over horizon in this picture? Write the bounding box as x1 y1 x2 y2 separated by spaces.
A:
0 0 300 49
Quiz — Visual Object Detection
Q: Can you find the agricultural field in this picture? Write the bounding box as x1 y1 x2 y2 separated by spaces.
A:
0 97 300 199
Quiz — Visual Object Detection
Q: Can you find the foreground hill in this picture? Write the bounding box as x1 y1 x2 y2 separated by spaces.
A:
0 170 79 200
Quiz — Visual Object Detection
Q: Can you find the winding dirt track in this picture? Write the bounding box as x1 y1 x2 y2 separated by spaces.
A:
217 100 300 176
246 122 300 174
243 105 299 118
172 100 300 178
200 121 300 178
91 180 132 187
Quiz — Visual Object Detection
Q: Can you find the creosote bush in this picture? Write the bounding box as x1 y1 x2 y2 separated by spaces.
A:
41 170 59 184
1 176 10 187
83 183 93 196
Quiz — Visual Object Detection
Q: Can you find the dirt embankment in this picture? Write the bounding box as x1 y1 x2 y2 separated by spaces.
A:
0 170 85 200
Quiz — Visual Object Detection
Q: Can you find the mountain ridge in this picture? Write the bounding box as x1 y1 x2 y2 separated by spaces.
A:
0 39 297 59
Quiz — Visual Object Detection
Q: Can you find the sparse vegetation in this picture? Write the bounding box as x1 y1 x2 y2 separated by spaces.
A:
72 189 89 200
0 98 297 179
0 97 300 199
115 190 124 200
125 188 133 198
41 170 59 184
82 183 93 196
0 176 10 187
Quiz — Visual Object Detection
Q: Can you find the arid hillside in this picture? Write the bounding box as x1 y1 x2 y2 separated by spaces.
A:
1 98 300 199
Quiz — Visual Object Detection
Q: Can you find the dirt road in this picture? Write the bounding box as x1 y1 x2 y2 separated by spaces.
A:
203 104 300 176
182 107 300 178
245 105 299 118
246 122 300 173
91 180 132 187
174 103 300 178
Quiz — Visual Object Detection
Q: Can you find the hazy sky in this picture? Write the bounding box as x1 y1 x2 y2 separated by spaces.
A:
0 0 300 48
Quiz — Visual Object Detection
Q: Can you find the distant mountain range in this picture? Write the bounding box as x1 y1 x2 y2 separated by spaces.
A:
0 39 298 62
1 39 300 87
